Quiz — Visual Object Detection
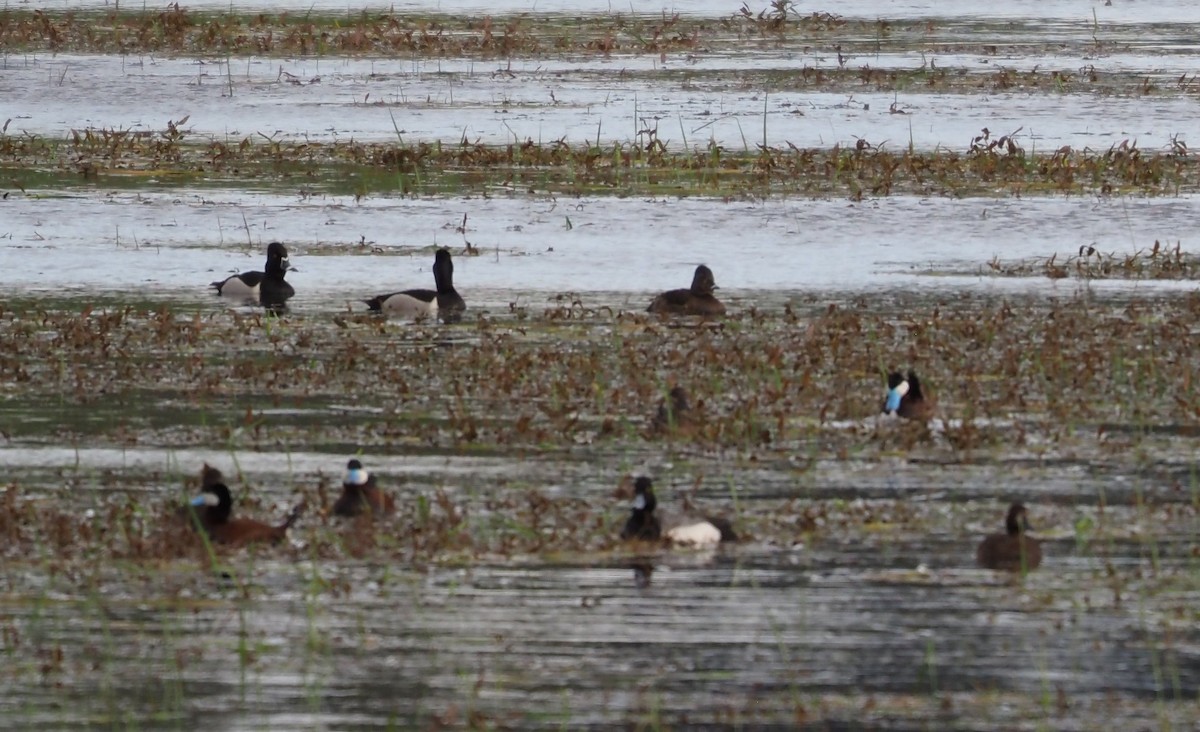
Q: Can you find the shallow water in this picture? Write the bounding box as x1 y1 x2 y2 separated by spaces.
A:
3 190 1199 299
3 2 1200 729
4 49 1198 151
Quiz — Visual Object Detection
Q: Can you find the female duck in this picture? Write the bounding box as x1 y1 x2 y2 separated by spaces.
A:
649 386 698 436
882 370 935 422
647 265 726 317
620 476 737 547
365 248 466 323
976 502 1042 572
211 242 296 309
332 459 395 517
185 464 303 546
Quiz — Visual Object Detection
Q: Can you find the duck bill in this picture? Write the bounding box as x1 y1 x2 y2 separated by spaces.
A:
190 493 220 507
345 468 368 486
885 380 910 412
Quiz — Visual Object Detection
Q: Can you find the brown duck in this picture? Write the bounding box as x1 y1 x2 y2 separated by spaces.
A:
650 386 699 436
184 464 302 546
647 265 726 317
332 459 395 518
976 503 1042 572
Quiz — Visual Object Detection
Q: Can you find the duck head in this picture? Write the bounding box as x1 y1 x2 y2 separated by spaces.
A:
433 248 455 291
884 370 910 413
265 242 293 276
189 482 233 524
1005 503 1032 536
621 476 661 541
690 265 717 296
344 458 370 487
631 476 657 513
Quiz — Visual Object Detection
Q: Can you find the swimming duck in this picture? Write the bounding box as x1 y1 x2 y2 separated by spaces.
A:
210 242 296 309
882 370 936 421
647 265 726 317
364 248 466 322
620 476 737 547
332 458 395 517
184 464 303 546
976 502 1042 572
650 386 698 435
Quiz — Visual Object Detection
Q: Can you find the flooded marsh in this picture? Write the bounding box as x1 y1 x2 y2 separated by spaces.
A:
3 1 1200 729
3 293 1200 728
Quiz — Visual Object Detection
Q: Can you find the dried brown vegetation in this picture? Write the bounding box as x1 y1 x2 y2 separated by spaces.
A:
3 291 1200 561
2 121 1195 199
984 239 1200 280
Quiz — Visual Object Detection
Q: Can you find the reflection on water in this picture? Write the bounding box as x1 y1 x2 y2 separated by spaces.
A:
1 545 1196 729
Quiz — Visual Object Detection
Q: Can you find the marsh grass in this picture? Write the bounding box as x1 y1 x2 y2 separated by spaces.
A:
2 120 1196 200
2 291 1200 728
983 240 1200 281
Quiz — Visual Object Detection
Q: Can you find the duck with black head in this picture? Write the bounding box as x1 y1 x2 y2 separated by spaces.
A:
882 369 936 422
620 476 737 547
364 248 466 323
976 502 1042 572
184 464 303 547
332 459 395 518
210 242 296 310
647 265 726 317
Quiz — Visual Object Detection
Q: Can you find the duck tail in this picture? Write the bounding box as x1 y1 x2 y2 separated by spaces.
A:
280 501 306 531
707 516 739 543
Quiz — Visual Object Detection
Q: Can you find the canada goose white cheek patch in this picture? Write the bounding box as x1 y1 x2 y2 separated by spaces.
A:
666 522 721 547
632 493 646 510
